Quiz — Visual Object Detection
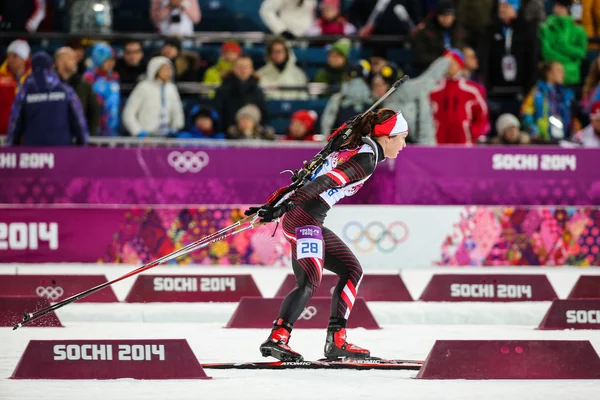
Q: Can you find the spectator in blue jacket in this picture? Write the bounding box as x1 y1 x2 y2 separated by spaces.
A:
6 52 88 146
174 105 225 139
83 43 120 136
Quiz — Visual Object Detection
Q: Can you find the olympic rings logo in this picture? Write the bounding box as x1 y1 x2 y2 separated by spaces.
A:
36 286 64 301
167 151 210 173
298 306 318 320
342 221 409 253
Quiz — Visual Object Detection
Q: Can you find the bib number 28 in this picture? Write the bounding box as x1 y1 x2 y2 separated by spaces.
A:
295 225 323 260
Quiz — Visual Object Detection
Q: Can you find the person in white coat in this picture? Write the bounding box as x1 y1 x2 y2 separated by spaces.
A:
123 56 185 137
259 0 317 39
257 37 308 100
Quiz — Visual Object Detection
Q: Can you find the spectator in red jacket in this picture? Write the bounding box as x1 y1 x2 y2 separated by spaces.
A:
0 40 31 135
430 48 490 144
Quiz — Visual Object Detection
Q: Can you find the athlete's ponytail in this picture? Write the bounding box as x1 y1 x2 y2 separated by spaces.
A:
340 108 397 149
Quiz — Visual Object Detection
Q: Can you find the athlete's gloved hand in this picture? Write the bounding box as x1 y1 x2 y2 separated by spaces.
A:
244 206 263 217
257 200 293 223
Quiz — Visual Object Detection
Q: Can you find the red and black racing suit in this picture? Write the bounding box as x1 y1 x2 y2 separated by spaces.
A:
276 138 385 326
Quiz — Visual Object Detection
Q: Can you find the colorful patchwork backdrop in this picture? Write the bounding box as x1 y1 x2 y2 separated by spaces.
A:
1 206 597 267
438 207 600 267
101 207 291 266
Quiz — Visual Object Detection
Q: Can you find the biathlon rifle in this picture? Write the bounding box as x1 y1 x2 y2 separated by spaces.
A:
265 75 410 207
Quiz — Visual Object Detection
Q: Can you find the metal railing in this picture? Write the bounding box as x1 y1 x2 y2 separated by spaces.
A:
0 135 327 148
88 136 325 148
119 81 334 96
0 31 409 45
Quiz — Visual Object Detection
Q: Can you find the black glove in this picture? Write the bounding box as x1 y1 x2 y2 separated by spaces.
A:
244 206 263 217
257 200 293 223
281 30 295 40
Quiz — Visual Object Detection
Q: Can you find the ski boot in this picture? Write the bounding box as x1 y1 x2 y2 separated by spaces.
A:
324 321 370 360
260 318 304 362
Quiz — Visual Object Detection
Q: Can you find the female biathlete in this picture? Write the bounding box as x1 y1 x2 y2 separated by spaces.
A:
246 108 409 362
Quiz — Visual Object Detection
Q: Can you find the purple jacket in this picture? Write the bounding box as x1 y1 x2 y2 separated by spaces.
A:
6 61 88 146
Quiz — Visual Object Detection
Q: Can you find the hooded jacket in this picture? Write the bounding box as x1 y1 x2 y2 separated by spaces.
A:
257 42 308 100
6 52 88 146
122 56 185 137
539 15 588 85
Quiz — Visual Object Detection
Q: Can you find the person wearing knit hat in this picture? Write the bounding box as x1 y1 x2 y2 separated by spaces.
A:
83 43 120 136
328 38 351 60
371 63 401 100
1 39 31 85
0 39 31 85
0 39 32 134
7 40 31 63
538 0 586 85
490 113 530 144
443 48 465 78
285 109 318 141
314 38 351 87
430 47 490 144
227 103 275 140
203 41 242 89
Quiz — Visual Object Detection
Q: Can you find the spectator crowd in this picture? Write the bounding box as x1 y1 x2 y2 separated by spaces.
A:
1 0 600 148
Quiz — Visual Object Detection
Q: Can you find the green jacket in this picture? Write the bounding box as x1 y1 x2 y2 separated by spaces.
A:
539 15 588 85
203 58 234 86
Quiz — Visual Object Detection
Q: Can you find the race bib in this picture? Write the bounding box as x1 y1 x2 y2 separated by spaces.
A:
502 55 517 82
296 225 323 260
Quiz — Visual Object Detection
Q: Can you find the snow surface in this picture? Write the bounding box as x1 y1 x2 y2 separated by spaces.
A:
1 265 600 399
2 323 600 400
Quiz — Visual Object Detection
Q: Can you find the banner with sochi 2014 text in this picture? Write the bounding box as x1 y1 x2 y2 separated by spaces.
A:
0 205 598 267
0 146 599 205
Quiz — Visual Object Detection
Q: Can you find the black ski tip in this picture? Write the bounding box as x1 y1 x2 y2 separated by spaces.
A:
12 322 21 331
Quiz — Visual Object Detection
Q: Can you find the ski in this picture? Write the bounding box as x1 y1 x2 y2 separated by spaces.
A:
202 357 423 370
